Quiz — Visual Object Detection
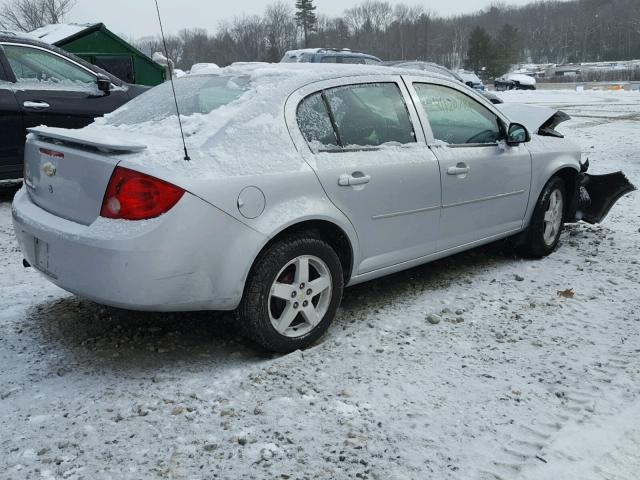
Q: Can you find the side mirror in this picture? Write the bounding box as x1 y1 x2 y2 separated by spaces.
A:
96 74 111 95
507 123 530 146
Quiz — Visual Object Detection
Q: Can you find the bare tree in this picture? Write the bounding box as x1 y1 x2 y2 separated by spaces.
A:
265 1 296 61
0 0 76 32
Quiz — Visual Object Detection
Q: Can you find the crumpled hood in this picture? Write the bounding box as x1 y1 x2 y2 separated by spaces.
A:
496 104 571 139
496 104 560 131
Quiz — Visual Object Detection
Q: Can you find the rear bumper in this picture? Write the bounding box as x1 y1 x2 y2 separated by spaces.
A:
12 188 265 311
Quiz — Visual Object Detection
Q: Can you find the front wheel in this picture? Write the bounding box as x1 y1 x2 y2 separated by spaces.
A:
238 235 344 353
521 176 566 257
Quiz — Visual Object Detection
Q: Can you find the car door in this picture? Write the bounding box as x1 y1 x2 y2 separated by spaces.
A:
289 77 442 274
407 78 532 250
1 43 129 132
0 47 24 179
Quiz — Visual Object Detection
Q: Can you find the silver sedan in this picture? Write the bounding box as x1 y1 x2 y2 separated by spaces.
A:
12 64 634 352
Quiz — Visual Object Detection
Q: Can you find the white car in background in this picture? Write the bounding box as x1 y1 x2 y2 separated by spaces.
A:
458 70 485 90
190 63 221 75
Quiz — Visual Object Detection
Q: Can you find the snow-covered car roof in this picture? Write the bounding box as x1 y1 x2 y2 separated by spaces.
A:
0 30 36 40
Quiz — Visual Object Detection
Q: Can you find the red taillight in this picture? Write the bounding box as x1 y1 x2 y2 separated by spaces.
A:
100 167 185 220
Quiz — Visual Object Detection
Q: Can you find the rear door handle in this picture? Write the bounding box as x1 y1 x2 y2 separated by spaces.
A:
447 165 470 176
338 173 371 187
23 101 50 110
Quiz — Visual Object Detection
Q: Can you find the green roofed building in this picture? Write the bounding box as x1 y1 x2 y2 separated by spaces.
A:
30 23 165 86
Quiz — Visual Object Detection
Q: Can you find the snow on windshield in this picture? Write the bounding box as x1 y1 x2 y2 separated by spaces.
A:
105 75 251 126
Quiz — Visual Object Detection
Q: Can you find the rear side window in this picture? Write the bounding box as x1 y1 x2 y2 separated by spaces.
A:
3 44 95 87
414 83 501 145
297 83 415 150
341 57 365 64
325 83 415 147
297 92 339 149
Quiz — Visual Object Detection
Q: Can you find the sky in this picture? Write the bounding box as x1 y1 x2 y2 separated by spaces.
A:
67 0 546 39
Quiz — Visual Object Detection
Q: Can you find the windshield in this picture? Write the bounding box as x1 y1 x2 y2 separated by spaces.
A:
105 75 251 125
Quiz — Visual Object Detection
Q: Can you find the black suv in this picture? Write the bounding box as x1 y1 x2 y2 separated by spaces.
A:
0 32 149 180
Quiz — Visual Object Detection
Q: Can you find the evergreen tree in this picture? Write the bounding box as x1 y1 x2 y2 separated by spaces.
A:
295 0 317 47
493 24 521 76
465 26 493 76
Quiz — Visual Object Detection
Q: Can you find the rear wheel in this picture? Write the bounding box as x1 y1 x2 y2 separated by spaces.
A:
238 235 344 353
521 176 566 257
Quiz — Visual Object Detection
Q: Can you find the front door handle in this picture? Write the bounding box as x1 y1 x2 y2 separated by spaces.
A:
23 101 50 110
447 165 470 176
338 173 371 187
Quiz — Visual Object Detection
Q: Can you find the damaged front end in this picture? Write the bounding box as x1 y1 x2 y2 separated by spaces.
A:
498 103 636 224
567 160 636 224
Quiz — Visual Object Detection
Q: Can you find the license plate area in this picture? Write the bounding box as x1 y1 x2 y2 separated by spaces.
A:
33 237 57 279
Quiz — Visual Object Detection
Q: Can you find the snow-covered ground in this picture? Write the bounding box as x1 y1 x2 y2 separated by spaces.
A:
1 89 639 480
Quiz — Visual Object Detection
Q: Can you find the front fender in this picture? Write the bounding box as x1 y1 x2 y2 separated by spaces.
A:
526 138 582 225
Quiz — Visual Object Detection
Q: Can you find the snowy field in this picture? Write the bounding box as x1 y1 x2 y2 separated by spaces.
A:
1 89 639 480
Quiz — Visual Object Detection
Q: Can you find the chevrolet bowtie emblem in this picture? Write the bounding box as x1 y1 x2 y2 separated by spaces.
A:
42 162 56 177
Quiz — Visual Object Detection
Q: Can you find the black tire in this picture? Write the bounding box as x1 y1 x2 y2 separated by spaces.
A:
238 234 344 353
521 176 567 258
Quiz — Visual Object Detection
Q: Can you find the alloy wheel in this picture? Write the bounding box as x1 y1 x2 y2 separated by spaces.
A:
268 255 333 338
543 189 563 246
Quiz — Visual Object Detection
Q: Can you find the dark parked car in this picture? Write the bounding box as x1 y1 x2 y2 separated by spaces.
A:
495 73 537 91
281 48 382 65
0 32 149 180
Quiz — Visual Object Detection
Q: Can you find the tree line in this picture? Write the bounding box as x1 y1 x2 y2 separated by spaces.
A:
2 0 639 78
131 0 640 76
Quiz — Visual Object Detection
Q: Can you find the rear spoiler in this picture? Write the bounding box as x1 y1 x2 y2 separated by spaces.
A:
28 126 147 153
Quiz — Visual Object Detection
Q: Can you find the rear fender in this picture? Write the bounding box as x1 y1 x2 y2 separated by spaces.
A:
568 166 636 224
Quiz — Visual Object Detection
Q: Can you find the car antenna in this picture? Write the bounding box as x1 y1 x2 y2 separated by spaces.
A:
154 0 190 161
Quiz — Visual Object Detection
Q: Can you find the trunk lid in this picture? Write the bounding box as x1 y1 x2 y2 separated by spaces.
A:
24 127 147 225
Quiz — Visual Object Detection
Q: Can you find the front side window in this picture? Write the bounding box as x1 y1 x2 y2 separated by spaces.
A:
3 44 95 87
414 83 502 145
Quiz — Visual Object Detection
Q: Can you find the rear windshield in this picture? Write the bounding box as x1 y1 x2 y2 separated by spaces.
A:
105 75 251 125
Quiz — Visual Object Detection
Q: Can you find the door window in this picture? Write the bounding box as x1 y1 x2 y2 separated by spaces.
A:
297 83 416 151
340 57 365 64
297 92 339 149
3 44 96 88
326 83 415 147
94 55 134 84
414 83 502 145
